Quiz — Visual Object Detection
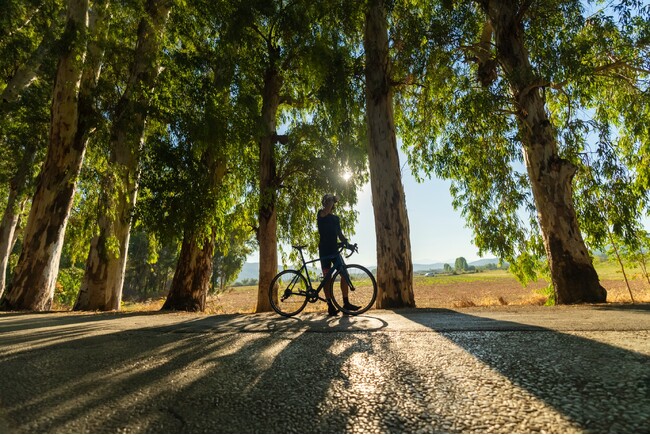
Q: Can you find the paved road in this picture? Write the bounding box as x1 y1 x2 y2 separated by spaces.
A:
0 304 648 433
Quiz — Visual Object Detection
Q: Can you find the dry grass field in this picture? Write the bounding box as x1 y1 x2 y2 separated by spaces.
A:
123 260 650 314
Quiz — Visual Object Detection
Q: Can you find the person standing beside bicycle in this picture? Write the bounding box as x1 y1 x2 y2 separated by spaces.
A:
318 193 360 316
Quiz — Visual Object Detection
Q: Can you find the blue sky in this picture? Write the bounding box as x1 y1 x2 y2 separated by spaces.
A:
346 164 484 266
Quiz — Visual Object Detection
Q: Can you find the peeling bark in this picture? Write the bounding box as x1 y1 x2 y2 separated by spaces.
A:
76 0 171 311
364 0 414 309
162 155 227 312
0 144 37 298
161 230 215 312
255 61 282 313
0 0 89 311
0 194 28 299
482 0 606 304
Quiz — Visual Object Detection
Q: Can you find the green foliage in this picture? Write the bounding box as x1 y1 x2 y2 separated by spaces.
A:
4 0 649 311
54 266 84 308
398 0 649 291
233 278 258 287
0 0 64 87
536 283 557 306
454 256 469 271
135 0 263 301
122 230 179 301
0 74 51 187
176 0 372 266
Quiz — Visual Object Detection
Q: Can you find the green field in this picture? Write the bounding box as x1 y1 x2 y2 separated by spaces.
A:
121 260 650 314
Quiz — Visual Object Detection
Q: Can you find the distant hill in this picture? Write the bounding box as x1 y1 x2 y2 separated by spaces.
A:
412 259 504 272
413 263 445 272
236 262 260 281
236 258 505 281
470 258 507 267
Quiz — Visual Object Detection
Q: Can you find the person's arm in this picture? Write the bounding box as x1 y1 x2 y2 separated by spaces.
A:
336 216 348 245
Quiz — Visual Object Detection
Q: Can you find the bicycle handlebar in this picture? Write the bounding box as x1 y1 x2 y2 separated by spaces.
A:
291 242 358 259
338 242 358 258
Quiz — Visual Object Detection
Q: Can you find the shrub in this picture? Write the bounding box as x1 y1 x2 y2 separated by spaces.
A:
55 267 84 308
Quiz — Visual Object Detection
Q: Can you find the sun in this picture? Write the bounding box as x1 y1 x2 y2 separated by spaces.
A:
341 170 353 181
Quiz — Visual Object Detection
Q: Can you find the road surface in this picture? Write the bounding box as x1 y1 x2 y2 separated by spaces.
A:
0 304 648 433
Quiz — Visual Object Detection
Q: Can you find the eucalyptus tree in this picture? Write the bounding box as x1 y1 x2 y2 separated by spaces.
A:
135 1 254 311
0 87 49 298
75 0 172 311
364 0 415 308
0 0 64 297
400 1 648 304
473 0 611 303
0 0 90 310
223 0 368 312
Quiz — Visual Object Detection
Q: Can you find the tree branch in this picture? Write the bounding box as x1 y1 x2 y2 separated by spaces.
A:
250 23 270 47
272 133 289 145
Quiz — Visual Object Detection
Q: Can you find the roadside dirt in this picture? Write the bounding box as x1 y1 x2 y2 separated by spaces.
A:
196 276 649 315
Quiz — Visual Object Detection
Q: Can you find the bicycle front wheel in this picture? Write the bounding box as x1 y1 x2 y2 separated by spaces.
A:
269 270 309 317
330 264 377 315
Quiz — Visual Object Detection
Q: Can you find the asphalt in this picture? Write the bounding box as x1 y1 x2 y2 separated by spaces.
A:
0 304 648 433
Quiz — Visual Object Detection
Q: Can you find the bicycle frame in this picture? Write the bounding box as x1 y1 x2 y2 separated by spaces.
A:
291 245 349 302
270 242 376 317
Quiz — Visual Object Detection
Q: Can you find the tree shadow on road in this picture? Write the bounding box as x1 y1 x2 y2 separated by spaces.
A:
1 309 648 433
0 310 172 333
398 307 650 433
0 311 393 433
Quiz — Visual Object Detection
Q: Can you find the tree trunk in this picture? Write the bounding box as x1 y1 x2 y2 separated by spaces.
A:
255 63 282 313
0 193 28 299
0 9 66 112
161 230 215 312
75 0 171 311
364 0 415 309
0 144 37 298
0 0 89 311
161 153 226 312
483 0 606 304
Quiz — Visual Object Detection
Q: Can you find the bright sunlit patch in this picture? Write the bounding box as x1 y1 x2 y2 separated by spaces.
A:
341 170 353 181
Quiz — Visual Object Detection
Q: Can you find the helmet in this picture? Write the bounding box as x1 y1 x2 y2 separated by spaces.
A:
322 193 338 206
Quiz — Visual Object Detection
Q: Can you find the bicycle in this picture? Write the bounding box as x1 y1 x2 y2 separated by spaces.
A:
268 243 377 317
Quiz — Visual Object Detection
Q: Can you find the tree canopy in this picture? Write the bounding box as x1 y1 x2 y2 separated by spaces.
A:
0 0 648 311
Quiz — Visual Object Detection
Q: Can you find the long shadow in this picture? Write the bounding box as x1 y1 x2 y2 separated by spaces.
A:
1 309 648 433
0 313 294 432
398 306 650 433
0 311 391 433
0 310 171 333
143 312 470 433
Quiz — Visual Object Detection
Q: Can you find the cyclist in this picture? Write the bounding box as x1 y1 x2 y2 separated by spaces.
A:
317 193 360 316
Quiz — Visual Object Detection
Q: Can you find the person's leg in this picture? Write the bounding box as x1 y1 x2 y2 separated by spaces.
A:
341 274 349 298
321 259 338 316
336 256 359 311
322 267 332 299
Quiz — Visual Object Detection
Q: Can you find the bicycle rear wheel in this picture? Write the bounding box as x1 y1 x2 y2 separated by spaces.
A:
330 264 377 315
269 270 309 317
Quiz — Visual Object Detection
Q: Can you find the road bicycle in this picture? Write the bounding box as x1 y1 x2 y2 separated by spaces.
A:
269 243 377 317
